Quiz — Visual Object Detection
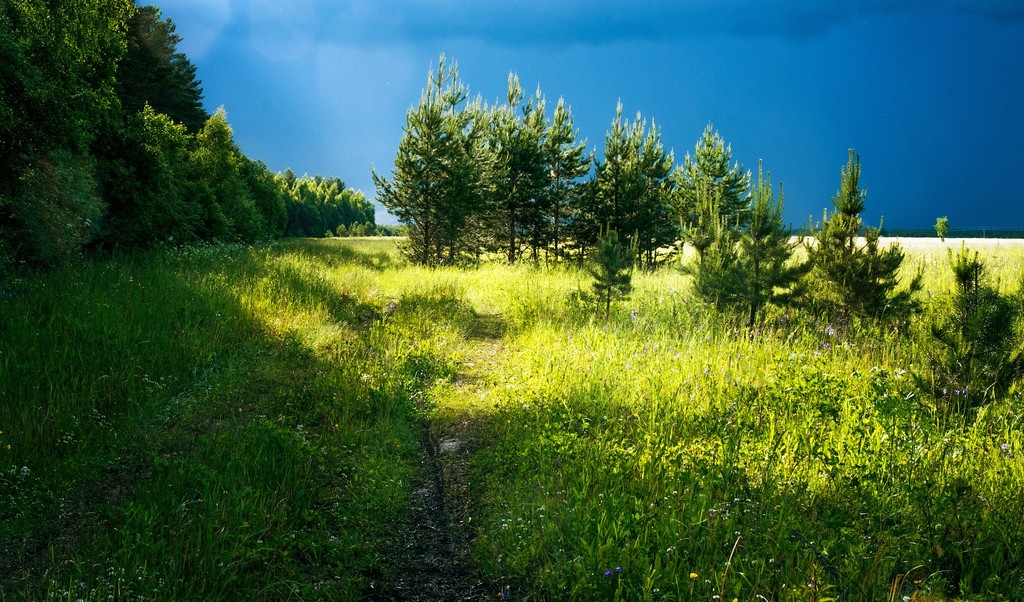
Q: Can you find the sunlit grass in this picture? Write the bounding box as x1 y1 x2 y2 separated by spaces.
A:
2 237 1023 600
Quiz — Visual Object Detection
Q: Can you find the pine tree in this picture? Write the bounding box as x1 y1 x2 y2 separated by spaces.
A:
593 102 674 268
589 228 634 319
543 97 591 262
738 164 807 328
685 200 742 310
916 245 1023 415
685 164 806 329
806 149 920 322
116 6 208 132
681 179 720 263
373 55 485 265
483 74 549 264
675 124 750 245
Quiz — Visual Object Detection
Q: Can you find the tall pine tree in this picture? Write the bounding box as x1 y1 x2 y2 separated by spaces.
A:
484 75 548 263
737 164 807 328
593 102 674 268
806 149 920 321
543 97 591 262
373 55 485 265
675 125 750 253
116 5 208 132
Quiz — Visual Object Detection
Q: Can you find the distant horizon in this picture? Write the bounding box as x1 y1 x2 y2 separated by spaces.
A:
154 1 1024 230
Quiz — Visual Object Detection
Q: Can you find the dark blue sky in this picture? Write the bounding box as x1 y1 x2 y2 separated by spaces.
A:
154 0 1024 229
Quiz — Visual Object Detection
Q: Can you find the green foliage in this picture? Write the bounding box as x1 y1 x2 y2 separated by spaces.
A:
935 215 950 241
806 149 921 322
281 172 374 239
0 3 360 271
4 149 104 266
588 229 635 319
738 166 808 327
116 5 208 132
917 245 1024 415
686 165 807 328
674 124 751 244
483 74 550 263
684 192 742 308
544 97 592 261
374 54 486 265
593 103 676 267
242 158 288 237
191 108 262 241
0 0 133 268
96 105 200 249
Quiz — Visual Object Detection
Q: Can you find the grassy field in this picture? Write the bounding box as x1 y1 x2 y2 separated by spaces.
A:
1 237 1022 600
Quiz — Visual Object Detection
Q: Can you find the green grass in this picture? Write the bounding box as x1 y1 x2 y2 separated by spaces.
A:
2 237 1023 600
0 239 456 599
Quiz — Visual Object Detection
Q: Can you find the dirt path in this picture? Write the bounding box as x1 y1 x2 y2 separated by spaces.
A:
368 311 507 601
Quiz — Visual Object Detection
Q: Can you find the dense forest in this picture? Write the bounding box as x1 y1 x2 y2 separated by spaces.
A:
0 1 378 274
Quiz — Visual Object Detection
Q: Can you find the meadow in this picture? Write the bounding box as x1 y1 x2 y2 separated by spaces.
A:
1 237 1022 601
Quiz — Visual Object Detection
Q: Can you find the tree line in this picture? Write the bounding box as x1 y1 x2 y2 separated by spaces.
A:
0 2 376 273
374 56 782 268
375 58 980 350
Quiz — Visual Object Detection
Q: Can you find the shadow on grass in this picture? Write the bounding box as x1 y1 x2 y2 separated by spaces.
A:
0 240 455 600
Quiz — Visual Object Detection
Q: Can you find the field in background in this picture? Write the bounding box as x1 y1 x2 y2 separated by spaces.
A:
1 237 1022 600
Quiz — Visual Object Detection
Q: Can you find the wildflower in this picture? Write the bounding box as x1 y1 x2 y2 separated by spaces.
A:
630 309 638 321
615 566 622 573
604 569 613 577
689 572 698 580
